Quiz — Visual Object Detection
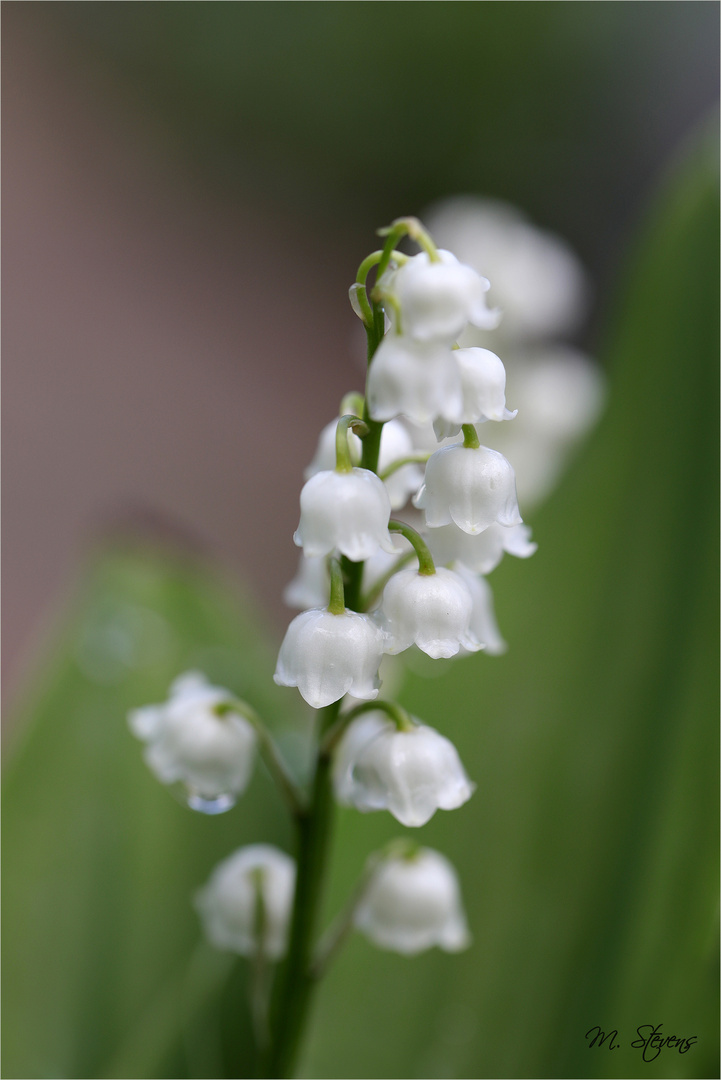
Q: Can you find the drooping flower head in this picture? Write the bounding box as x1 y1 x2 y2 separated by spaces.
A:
380 566 482 659
333 711 474 827
294 468 396 562
354 846 471 955
414 443 522 535
195 844 296 959
128 672 256 808
378 250 499 341
274 608 386 709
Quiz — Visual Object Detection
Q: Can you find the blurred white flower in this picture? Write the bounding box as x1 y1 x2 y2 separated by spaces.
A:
274 608 386 708
427 521 537 576
333 712 474 826
294 468 395 562
379 249 499 340
480 347 606 509
354 847 471 954
414 444 522 534
128 672 256 804
195 844 295 959
380 566 482 659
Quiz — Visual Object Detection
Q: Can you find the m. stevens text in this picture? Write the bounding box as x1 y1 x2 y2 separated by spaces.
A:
585 1023 697 1061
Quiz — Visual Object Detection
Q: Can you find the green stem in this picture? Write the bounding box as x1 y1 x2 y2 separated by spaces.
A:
335 414 369 473
462 423 480 449
263 702 340 1078
389 519 436 576
320 698 415 757
215 700 306 817
359 551 415 612
379 453 430 481
327 557 346 616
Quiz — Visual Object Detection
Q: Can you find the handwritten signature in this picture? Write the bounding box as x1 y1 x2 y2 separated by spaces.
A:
585 1024 697 1061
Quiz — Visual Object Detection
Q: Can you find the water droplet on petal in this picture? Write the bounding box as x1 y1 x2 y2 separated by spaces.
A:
186 792 236 815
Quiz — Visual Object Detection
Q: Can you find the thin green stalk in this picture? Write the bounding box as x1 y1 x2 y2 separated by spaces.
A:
262 701 340 1079
389 519 436 576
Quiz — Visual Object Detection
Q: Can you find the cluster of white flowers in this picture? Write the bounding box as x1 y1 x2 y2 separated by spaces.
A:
128 215 543 982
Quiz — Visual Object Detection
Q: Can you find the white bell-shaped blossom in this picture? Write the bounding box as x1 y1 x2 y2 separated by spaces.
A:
414 444 522 534
195 844 295 959
128 672 256 803
453 563 507 655
367 333 462 426
380 567 482 659
423 197 589 341
379 250 499 341
294 468 395 562
274 608 386 709
428 521 537 575
354 847 471 955
333 712 474 826
434 347 517 439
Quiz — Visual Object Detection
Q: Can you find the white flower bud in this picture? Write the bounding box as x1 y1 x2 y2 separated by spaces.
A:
128 672 256 808
274 609 386 709
380 566 482 659
434 347 517 440
427 521 537 575
354 847 471 955
195 844 295 959
414 444 522 534
367 334 462 426
294 468 395 562
380 250 499 341
333 712 474 827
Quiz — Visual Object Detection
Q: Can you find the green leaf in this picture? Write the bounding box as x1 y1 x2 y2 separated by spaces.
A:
299 136 719 1078
2 538 307 1080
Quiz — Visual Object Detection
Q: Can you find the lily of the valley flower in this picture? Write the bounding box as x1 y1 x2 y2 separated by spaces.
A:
414 443 522 534
294 467 396 562
434 347 517 439
195 844 296 959
380 566 482 658
128 672 256 803
378 250 499 340
274 608 386 708
333 712 474 827
354 846 471 955
367 334 463 426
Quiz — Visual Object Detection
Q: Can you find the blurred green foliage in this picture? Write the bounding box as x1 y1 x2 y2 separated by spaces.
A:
3 129 718 1078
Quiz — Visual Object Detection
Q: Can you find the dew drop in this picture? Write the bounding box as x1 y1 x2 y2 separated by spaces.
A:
186 792 236 815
